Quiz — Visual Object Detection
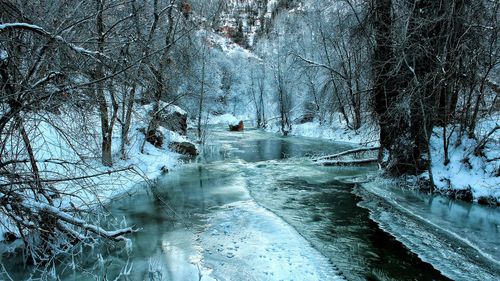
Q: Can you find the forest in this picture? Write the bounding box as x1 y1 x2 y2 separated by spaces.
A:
0 0 499 280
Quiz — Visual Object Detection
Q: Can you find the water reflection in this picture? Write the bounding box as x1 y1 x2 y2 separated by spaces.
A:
382 184 500 260
2 128 481 280
244 165 450 281
198 129 352 163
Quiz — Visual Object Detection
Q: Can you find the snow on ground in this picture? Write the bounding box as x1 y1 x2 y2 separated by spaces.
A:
265 113 379 146
0 103 186 242
427 114 500 203
206 113 241 126
200 200 345 281
52 103 185 208
290 121 379 146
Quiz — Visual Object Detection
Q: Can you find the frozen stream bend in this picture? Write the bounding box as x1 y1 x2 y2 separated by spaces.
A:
357 181 500 280
5 128 498 280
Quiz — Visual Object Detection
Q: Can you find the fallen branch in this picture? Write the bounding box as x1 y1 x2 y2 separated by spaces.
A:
25 201 137 242
320 158 378 166
313 146 380 162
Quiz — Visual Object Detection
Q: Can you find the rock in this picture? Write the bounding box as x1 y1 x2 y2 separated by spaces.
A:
449 188 473 202
229 120 244 131
159 105 187 135
3 232 18 242
146 129 164 148
296 101 316 124
145 103 187 135
296 113 314 124
138 127 164 148
169 141 198 156
477 196 497 206
160 166 169 174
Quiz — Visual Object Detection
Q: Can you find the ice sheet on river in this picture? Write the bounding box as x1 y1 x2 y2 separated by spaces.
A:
199 200 344 281
357 180 500 280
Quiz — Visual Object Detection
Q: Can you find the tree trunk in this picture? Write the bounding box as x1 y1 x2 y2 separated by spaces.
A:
198 47 206 140
95 0 113 167
121 84 135 159
372 0 396 161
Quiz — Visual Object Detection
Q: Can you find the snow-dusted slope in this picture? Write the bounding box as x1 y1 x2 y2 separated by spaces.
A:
427 114 500 203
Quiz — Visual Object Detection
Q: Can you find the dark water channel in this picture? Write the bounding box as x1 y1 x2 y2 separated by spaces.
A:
3 128 458 280
181 129 450 280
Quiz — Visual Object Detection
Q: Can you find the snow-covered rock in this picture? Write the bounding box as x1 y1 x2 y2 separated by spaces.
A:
169 141 199 156
143 102 188 135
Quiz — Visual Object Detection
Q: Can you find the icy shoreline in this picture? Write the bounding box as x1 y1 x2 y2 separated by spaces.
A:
278 114 499 203
356 180 500 280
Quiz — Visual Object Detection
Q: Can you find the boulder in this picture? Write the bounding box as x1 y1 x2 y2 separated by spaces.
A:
169 141 198 156
140 128 164 148
156 104 188 135
296 101 316 124
3 232 18 242
229 120 244 131
160 165 169 174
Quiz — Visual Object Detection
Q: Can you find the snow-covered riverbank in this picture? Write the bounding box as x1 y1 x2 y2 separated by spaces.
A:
0 104 189 244
267 113 499 204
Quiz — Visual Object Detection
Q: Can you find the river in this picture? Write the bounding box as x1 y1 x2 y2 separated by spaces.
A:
3 128 499 280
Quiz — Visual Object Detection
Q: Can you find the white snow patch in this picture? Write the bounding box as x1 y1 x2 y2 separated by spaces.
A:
207 113 240 126
267 114 379 146
291 121 378 145
200 200 344 280
428 114 500 202
143 101 187 116
0 49 7 61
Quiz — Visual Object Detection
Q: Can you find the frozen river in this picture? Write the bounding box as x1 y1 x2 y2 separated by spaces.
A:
5 128 499 280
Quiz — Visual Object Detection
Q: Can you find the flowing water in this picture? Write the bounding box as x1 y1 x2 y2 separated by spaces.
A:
3 128 499 280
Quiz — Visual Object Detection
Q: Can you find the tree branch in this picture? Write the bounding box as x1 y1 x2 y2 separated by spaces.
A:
0 23 108 60
292 53 347 80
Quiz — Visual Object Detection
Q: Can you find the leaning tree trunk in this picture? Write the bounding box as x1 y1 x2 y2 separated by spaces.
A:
372 0 397 162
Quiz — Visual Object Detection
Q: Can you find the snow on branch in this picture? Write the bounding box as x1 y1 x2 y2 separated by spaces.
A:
292 53 347 80
31 71 64 88
319 158 378 166
313 147 380 166
0 23 108 59
25 200 137 242
0 166 134 188
313 146 380 162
